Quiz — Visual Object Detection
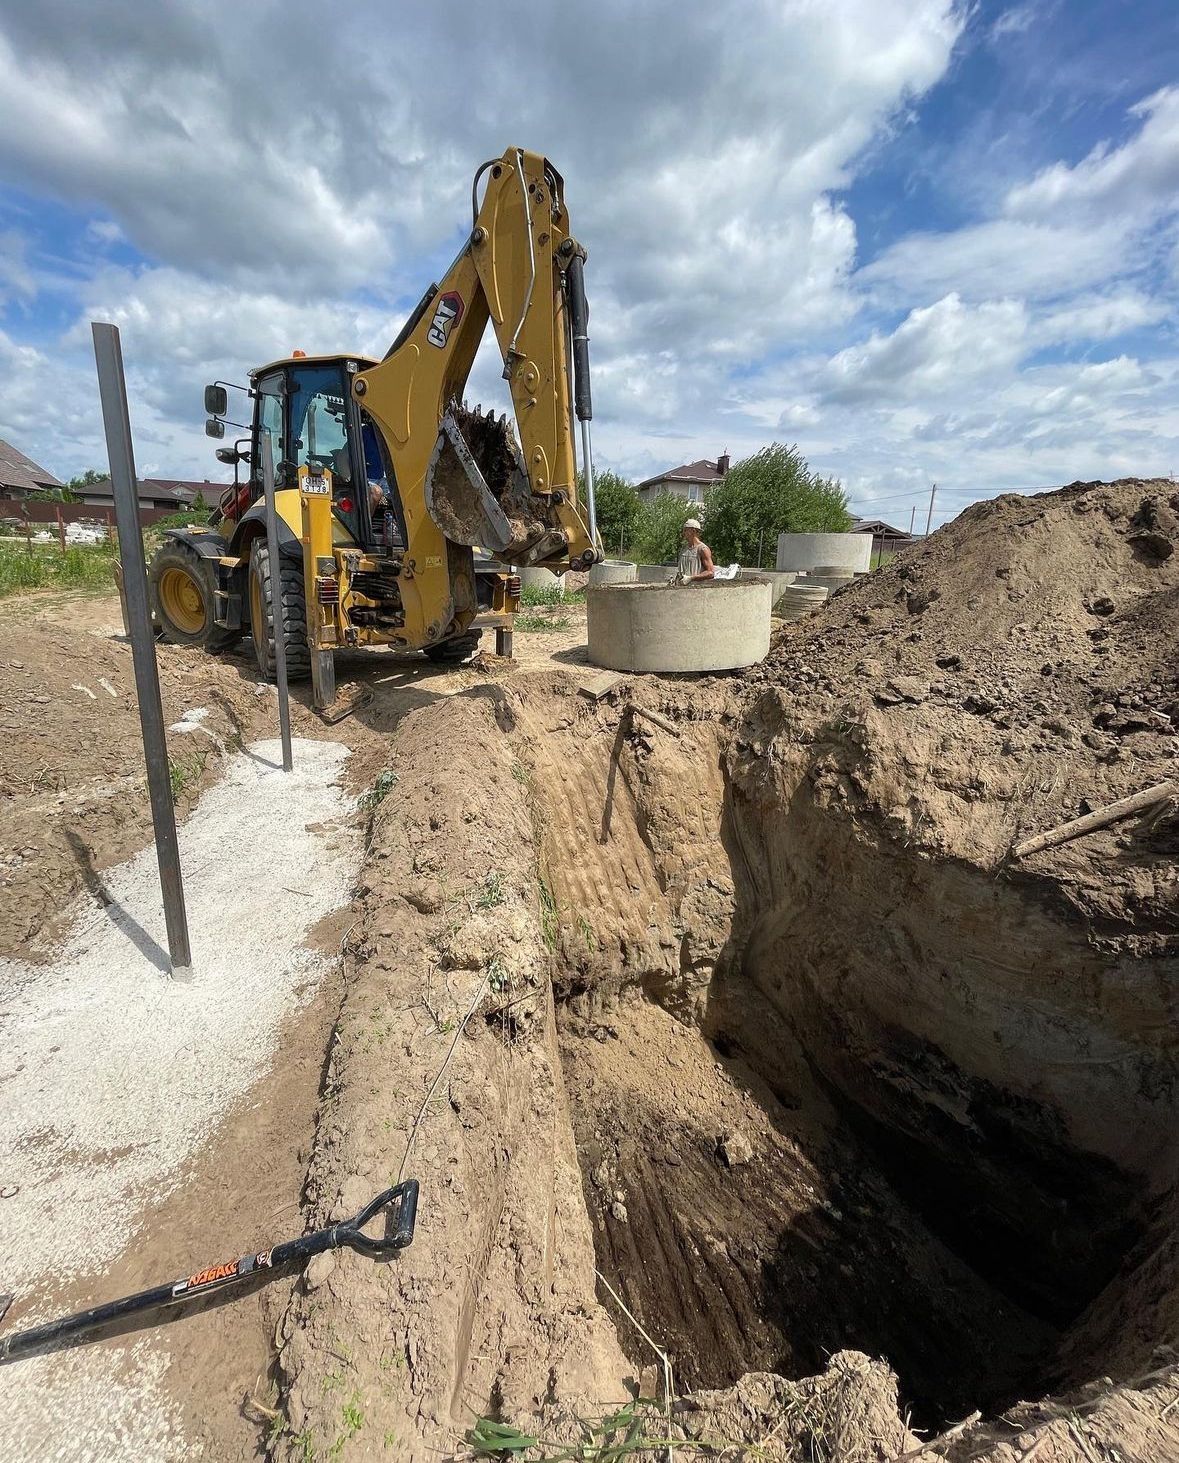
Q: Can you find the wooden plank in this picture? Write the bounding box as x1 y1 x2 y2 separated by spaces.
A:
1012 781 1177 860
578 670 627 701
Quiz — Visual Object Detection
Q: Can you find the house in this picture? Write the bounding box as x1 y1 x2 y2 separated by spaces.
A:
74 477 223 511
852 517 917 556
0 438 63 498
636 452 731 505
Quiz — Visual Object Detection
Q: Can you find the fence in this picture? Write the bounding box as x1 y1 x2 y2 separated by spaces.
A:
0 497 190 529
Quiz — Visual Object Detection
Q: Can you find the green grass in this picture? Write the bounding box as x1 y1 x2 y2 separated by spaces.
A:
515 612 570 633
518 583 586 608
0 540 120 598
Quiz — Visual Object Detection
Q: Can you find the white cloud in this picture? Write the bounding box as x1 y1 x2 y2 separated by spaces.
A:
1005 86 1179 222
820 294 1027 403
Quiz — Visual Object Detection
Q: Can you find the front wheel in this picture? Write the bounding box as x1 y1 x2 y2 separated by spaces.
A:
249 544 311 681
149 540 239 651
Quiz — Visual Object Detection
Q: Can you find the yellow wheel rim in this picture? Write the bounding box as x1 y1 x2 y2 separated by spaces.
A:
158 566 206 635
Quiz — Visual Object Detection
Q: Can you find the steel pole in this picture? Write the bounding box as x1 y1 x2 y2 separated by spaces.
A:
260 434 293 771
91 322 191 978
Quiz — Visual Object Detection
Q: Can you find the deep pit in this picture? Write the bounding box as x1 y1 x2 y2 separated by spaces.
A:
527 685 1173 1432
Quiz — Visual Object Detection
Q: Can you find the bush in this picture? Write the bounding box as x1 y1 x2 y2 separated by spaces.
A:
703 443 851 567
587 469 644 558
632 492 691 566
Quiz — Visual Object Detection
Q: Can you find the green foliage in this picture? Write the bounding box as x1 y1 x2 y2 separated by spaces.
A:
150 507 209 532
703 443 850 567
632 492 691 566
586 469 644 557
0 539 118 598
359 769 398 811
66 469 108 495
465 1399 691 1460
475 870 506 909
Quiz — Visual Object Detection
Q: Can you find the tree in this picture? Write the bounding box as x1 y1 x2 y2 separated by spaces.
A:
703 443 851 566
586 469 644 557
632 492 691 566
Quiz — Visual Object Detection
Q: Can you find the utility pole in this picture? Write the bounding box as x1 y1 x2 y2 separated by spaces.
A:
924 483 937 538
908 505 916 537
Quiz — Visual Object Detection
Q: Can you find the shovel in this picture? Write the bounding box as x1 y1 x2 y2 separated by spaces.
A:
0 1179 418 1365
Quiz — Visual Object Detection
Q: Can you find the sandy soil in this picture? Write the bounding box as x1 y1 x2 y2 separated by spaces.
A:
2 478 1177 1463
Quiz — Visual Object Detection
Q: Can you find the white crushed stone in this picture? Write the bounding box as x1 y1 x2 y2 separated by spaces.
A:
1 1340 191 1462
168 705 224 753
0 737 357 1294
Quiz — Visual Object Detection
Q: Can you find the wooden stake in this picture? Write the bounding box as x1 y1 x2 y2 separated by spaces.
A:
1012 781 1177 860
630 703 680 737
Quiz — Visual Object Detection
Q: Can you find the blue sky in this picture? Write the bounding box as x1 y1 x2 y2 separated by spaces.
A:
1 0 1176 529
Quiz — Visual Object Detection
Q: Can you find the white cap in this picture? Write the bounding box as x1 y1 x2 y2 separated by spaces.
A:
683 517 701 530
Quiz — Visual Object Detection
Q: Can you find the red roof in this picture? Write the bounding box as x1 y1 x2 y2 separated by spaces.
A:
637 458 727 489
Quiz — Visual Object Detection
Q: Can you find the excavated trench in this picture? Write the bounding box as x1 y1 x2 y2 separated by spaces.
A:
528 698 1176 1431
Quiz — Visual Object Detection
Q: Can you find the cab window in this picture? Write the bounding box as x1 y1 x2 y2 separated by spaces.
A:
287 365 351 484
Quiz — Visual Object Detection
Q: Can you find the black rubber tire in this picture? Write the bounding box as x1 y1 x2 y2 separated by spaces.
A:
249 544 311 681
423 629 483 664
149 540 239 652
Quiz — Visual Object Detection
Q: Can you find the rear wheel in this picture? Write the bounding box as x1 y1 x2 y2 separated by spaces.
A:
423 629 483 664
249 544 311 680
149 540 239 651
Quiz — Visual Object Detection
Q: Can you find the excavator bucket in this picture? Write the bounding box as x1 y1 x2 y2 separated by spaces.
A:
424 407 516 552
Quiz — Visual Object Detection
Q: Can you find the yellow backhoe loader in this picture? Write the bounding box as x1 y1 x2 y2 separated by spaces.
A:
148 147 602 705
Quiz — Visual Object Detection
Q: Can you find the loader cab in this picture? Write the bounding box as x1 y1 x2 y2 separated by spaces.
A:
248 354 406 551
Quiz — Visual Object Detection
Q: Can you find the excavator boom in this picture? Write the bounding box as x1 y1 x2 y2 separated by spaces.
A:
352 148 599 645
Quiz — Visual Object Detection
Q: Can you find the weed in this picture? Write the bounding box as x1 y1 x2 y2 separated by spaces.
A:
168 752 202 804
267 1413 288 1444
537 874 558 952
359 768 398 812
511 759 531 785
341 1393 364 1435
515 612 570 633
383 1431 398 1450
293 1428 317 1463
475 870 506 910
464 1400 691 1460
518 582 566 607
577 913 596 952
487 955 510 993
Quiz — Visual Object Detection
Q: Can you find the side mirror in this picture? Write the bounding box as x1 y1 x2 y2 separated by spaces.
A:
204 384 228 416
205 417 226 439
215 446 241 464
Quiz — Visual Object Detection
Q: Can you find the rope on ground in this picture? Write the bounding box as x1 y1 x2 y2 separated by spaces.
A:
595 1268 676 1462
395 968 492 1186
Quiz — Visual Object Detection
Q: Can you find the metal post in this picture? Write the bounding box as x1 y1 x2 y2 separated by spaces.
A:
91 322 191 978
924 483 938 538
260 434 293 771
908 505 916 537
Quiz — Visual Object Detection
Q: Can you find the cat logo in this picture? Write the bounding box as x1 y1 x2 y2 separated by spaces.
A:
427 291 464 349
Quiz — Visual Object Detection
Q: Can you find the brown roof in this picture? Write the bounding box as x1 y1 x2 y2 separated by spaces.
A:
637 458 726 490
0 438 61 493
78 477 224 506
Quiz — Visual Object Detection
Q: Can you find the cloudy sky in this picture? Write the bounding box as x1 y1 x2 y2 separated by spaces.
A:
1 0 1176 529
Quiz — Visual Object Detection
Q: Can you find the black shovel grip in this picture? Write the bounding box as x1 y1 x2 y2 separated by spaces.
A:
340 1179 419 1257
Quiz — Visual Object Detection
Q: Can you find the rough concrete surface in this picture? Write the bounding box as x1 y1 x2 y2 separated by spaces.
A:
587 578 772 671
777 530 872 573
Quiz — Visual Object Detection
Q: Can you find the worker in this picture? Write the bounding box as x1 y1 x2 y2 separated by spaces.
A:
678 518 715 581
